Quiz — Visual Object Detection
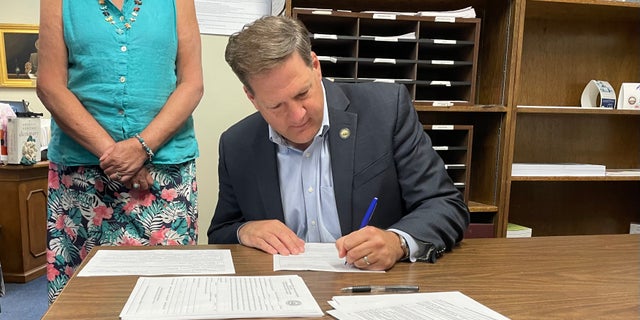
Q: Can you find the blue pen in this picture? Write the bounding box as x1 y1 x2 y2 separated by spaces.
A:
359 197 378 229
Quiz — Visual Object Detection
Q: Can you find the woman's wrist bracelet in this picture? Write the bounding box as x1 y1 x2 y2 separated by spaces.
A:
133 133 154 162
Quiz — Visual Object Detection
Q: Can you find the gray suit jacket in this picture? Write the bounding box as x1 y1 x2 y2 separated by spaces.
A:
207 79 469 261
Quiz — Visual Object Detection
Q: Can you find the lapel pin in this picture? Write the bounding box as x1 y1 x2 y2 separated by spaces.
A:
339 128 351 139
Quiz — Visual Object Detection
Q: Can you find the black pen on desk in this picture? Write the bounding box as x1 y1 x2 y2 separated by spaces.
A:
340 285 419 293
359 197 378 229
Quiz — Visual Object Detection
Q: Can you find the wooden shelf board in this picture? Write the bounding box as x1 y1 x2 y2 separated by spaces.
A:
468 201 498 213
517 106 640 115
511 175 640 182
414 104 507 112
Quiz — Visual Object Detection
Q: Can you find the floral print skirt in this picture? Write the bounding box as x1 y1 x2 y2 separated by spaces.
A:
46 160 198 304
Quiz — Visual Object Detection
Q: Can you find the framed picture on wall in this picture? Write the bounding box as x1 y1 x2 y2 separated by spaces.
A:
0 24 39 88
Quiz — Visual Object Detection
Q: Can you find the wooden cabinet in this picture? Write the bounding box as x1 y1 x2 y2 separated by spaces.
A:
288 0 513 237
502 0 640 236
0 162 48 282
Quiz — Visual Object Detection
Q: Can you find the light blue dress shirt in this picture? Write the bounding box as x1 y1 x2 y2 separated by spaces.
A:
269 84 341 242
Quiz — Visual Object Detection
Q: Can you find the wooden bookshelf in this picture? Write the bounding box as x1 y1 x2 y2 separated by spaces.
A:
502 0 640 236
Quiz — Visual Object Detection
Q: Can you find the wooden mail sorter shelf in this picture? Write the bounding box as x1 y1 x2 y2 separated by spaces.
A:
423 124 491 238
423 125 473 202
293 9 480 106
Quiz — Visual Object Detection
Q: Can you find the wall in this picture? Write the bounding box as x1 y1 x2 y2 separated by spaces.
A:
0 1 255 244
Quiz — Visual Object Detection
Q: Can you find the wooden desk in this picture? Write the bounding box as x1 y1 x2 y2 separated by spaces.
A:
43 234 639 319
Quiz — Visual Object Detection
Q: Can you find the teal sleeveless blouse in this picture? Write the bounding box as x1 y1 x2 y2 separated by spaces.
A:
49 0 198 165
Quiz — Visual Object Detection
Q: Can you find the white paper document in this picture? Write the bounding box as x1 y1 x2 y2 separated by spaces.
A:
274 243 384 273
77 249 235 277
120 275 323 319
195 0 270 36
327 291 510 320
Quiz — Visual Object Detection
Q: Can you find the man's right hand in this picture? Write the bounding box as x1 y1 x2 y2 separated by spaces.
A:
238 220 306 255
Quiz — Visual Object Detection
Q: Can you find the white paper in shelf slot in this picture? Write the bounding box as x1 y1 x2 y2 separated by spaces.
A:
313 33 338 40
434 39 457 45
580 80 616 108
617 83 640 109
435 16 456 23
374 58 396 64
372 13 397 20
431 81 452 86
432 101 454 107
432 60 454 65
431 125 455 130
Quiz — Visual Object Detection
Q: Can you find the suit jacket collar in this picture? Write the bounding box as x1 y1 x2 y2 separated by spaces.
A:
323 79 357 235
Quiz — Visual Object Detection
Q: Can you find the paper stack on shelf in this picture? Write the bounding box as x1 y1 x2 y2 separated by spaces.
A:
507 223 532 238
512 163 606 176
605 169 640 176
417 6 476 18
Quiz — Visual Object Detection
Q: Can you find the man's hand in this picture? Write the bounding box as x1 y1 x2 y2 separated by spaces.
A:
238 220 306 255
335 226 405 270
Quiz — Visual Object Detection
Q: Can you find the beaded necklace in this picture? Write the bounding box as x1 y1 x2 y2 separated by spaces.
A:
98 0 143 34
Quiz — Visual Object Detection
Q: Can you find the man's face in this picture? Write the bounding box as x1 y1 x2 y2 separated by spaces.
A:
245 52 324 150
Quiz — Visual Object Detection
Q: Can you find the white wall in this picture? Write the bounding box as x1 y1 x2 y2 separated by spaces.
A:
0 1 255 244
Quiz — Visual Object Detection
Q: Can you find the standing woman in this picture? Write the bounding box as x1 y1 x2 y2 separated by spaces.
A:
37 0 203 303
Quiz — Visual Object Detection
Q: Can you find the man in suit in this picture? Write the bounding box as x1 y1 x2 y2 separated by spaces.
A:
207 15 469 270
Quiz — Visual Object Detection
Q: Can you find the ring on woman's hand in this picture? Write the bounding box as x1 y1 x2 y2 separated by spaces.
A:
133 183 140 189
363 255 371 265
115 172 122 181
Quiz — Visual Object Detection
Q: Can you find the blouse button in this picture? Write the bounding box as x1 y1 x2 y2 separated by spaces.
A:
121 46 127 52
119 16 125 22
119 76 126 83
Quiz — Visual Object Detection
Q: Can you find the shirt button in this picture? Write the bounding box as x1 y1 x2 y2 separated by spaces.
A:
304 152 311 158
307 187 313 193
311 220 317 226
120 16 125 22
120 46 127 52
119 76 126 83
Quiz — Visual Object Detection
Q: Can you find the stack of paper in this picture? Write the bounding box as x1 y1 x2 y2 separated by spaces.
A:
327 291 509 320
512 163 606 176
418 6 476 18
507 223 532 238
